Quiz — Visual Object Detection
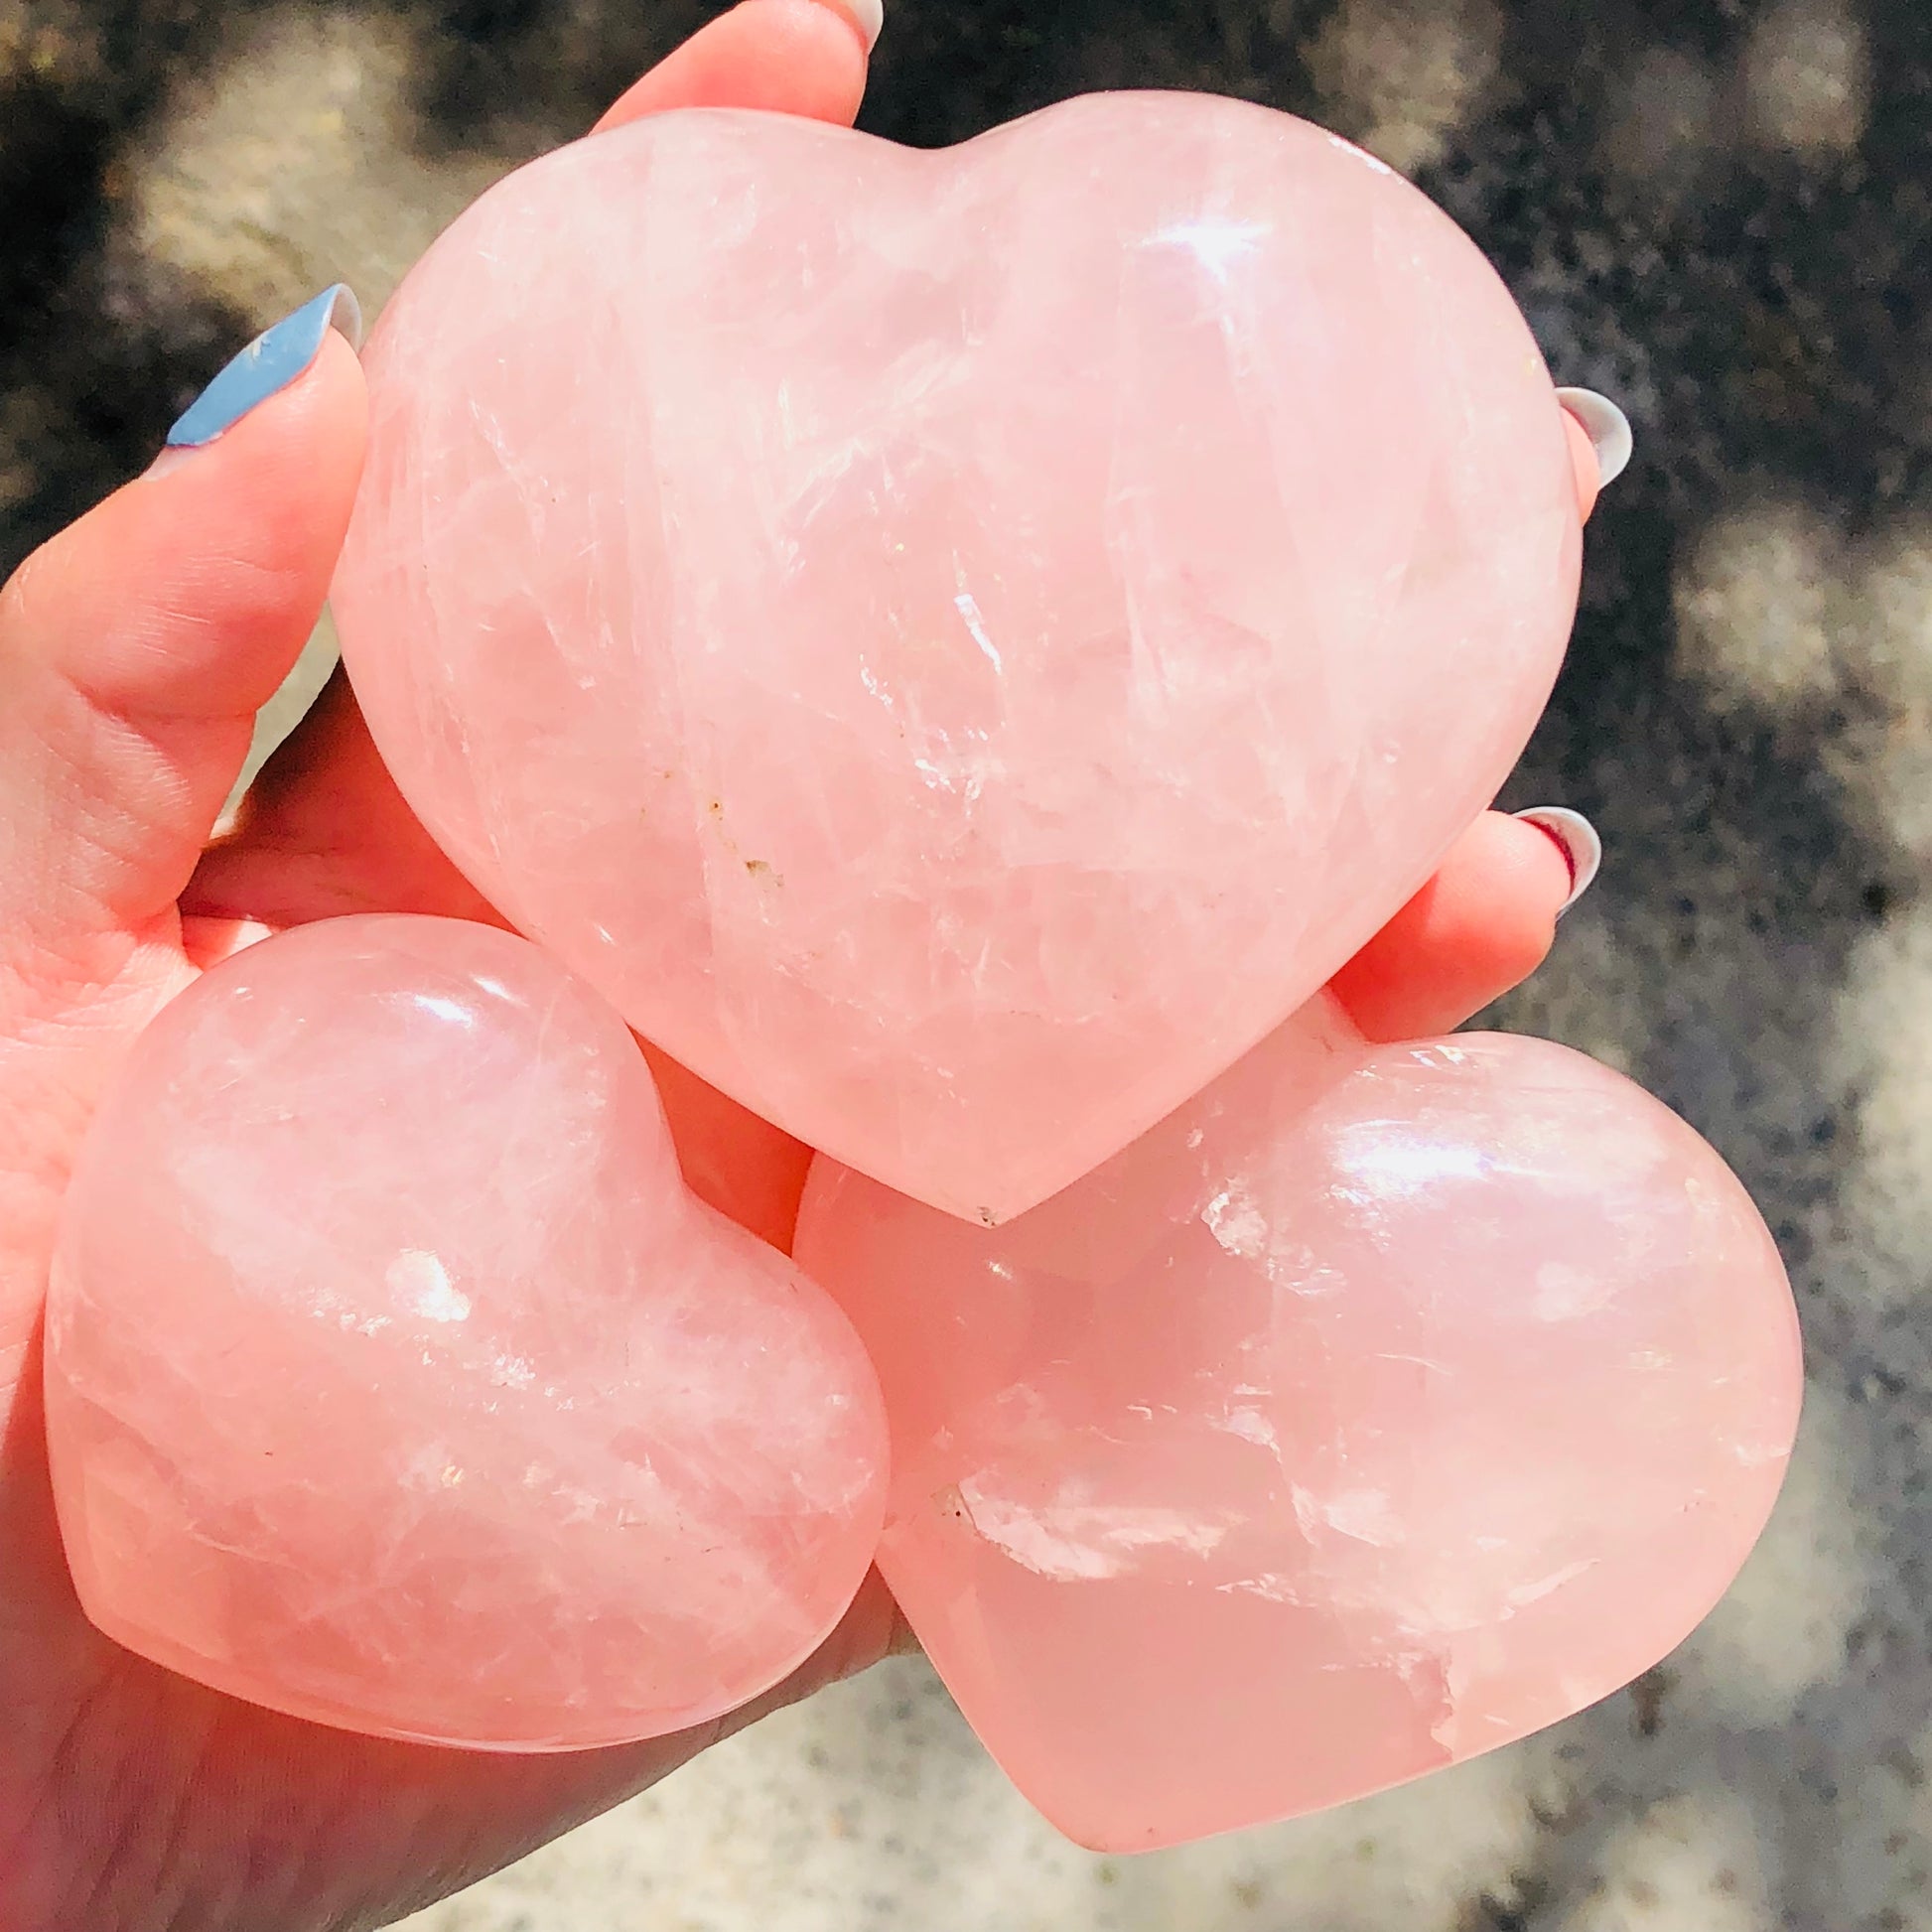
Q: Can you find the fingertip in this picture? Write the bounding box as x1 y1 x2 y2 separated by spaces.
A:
1558 388 1633 527
826 0 884 53
1512 806 1601 914
1328 812 1574 1041
146 326 367 503
1446 809 1573 974
593 0 871 136
161 285 363 459
1449 806 1577 913
1564 409 1600 524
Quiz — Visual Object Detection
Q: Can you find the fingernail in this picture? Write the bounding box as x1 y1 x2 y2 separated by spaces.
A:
835 0 884 52
164 285 362 451
1555 388 1633 488
1514 807 1602 916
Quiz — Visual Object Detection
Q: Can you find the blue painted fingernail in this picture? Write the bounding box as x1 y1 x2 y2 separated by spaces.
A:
165 285 363 450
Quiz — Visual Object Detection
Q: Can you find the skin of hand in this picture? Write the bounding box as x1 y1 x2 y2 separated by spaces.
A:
0 6 1588 1924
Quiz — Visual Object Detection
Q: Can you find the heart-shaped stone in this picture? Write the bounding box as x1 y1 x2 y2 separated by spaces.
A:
333 91 1583 1225
793 1004 1802 1851
46 915 888 1749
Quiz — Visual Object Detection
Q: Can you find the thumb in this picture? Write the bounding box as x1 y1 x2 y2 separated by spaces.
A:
0 288 365 987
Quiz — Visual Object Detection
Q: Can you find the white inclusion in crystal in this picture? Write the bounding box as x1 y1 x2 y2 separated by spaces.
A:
955 1477 1232 1581
1293 1485 1402 1547
1202 1181 1268 1259
1217 1572 1304 1604
388 1248 473 1324
953 591 1004 673
556 1483 602 1527
404 1442 465 1489
1503 1558 1598 1609
1204 1184 1345 1296
1532 1261 1611 1322
410 992 478 1028
1145 216 1269 285
1218 1407 1279 1450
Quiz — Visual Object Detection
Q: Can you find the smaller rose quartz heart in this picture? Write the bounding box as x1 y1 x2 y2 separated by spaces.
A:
794 1004 1802 1851
45 915 888 1749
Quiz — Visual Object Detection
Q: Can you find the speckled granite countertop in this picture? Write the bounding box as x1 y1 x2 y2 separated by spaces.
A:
6 1 1931 1925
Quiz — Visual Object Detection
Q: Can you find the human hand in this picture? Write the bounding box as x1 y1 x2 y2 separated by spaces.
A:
0 3 1604 1918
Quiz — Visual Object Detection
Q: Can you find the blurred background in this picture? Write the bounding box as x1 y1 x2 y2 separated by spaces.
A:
4 0 1929 1925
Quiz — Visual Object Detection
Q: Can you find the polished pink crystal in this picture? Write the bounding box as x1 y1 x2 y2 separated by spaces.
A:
794 1003 1803 1851
45 915 888 1749
333 91 1583 1226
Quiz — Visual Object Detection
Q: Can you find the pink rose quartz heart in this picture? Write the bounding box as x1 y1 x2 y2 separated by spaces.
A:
793 1002 1802 1850
45 915 889 1749
333 90 1583 1225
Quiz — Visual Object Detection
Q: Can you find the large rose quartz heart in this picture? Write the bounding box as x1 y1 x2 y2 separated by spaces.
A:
332 91 1583 1225
45 916 888 1749
794 1004 1802 1850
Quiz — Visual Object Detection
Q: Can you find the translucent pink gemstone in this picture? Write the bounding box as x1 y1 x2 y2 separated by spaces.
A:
45 916 888 1749
333 91 1582 1226
794 1002 1802 1851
